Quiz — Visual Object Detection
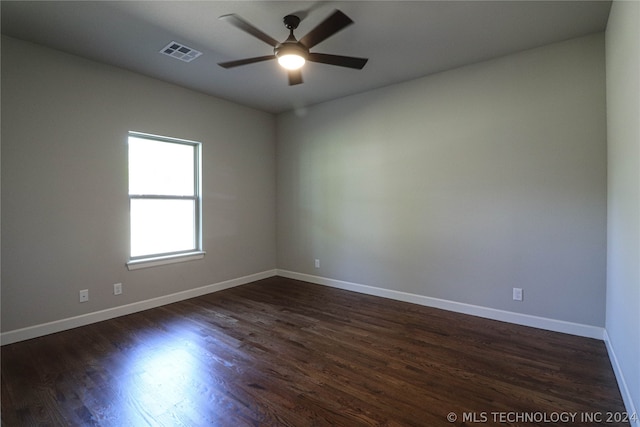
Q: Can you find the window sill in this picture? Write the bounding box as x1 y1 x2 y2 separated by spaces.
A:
126 251 206 271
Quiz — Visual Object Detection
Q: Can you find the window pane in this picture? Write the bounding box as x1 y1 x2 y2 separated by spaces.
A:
130 199 196 257
129 136 195 196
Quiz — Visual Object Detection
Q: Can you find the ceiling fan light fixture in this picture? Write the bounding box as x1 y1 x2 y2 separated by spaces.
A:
275 42 308 70
278 54 306 70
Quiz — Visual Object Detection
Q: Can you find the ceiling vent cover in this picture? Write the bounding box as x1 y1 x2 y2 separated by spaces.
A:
160 41 202 62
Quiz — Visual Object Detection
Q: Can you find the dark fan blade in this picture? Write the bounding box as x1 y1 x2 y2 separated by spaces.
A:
299 9 353 49
219 14 279 47
288 69 303 85
218 55 275 68
307 53 368 69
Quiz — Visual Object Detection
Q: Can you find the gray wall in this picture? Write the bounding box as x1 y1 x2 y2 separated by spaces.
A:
606 0 640 417
1 36 277 332
277 34 607 327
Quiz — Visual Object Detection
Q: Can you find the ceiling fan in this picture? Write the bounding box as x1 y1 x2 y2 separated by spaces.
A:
218 9 368 85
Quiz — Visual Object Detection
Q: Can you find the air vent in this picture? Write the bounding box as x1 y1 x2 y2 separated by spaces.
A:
160 41 202 63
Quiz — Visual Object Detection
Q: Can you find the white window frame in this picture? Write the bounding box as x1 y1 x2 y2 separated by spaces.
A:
126 131 205 270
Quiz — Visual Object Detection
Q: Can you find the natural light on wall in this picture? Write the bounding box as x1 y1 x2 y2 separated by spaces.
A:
128 133 202 262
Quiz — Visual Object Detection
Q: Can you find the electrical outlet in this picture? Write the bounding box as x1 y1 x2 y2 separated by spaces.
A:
79 289 89 303
513 287 523 301
113 283 122 295
315 259 320 268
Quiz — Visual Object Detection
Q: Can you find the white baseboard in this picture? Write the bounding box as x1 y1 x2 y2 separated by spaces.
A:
3 269 633 419
277 269 605 340
2 268 605 343
0 269 278 346
604 330 640 426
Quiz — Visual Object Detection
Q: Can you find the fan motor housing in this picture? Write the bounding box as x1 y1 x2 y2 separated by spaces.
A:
274 41 308 60
276 14 307 60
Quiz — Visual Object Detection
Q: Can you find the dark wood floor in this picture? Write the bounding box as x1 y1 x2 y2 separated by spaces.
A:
2 276 628 426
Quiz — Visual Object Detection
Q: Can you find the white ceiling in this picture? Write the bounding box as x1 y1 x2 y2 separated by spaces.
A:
1 1 611 114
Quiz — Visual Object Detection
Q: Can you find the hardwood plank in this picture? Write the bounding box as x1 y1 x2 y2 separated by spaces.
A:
1 276 629 426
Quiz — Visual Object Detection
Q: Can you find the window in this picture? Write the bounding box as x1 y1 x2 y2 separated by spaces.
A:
127 132 204 269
